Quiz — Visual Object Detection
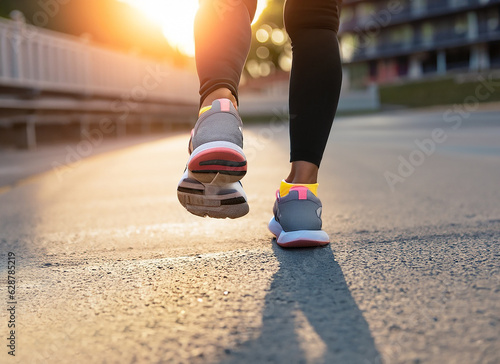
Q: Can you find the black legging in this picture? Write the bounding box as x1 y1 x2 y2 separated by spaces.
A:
195 0 342 167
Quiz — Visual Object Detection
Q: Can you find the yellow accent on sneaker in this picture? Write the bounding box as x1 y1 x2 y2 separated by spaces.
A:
199 105 212 116
279 180 318 197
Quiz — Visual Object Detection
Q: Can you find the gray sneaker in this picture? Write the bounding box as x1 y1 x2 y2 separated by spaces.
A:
177 98 249 219
268 183 329 248
187 98 246 184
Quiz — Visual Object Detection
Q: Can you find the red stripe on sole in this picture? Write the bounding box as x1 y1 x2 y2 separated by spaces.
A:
189 147 246 172
190 165 247 172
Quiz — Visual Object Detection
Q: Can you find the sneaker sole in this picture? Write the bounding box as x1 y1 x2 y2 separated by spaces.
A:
268 217 329 248
177 178 249 219
188 141 246 184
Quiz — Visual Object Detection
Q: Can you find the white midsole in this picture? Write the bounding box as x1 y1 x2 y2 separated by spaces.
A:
268 217 329 244
188 141 245 164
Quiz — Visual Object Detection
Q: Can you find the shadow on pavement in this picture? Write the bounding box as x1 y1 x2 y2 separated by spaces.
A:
221 241 381 364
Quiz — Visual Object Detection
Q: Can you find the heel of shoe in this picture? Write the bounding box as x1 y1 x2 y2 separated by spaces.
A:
188 141 247 184
277 229 330 248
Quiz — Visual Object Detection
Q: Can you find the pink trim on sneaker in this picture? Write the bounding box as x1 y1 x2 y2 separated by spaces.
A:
188 147 247 172
219 99 231 112
290 186 309 200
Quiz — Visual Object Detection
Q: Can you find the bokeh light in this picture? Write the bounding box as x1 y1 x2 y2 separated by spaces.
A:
256 46 270 59
259 62 272 77
278 54 292 72
256 28 270 43
246 59 260 78
271 28 286 45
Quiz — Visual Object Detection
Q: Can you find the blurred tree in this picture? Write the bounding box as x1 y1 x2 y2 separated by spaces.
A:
247 0 290 78
0 0 181 62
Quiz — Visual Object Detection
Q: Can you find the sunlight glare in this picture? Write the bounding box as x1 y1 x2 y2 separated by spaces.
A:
120 0 268 57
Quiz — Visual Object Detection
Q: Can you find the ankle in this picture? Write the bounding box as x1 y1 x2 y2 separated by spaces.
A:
286 161 319 184
200 88 237 111
287 176 318 184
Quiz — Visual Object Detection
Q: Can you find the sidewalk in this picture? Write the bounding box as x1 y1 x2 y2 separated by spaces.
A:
0 135 168 188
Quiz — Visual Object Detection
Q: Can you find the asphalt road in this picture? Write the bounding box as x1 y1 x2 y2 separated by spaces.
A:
0 107 499 364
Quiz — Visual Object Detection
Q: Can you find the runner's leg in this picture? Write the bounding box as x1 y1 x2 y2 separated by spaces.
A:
195 0 257 110
284 0 343 183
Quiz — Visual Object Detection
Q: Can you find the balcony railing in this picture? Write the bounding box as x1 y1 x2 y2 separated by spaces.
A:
339 0 500 34
343 29 500 63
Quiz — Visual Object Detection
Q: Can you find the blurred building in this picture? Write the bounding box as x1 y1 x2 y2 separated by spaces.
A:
339 0 500 88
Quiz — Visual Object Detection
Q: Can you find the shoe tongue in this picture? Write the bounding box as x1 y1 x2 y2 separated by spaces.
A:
280 180 318 197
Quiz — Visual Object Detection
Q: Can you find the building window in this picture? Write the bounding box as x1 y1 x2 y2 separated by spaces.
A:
428 0 448 11
421 22 435 46
449 0 468 9
412 0 427 16
356 3 377 23
394 0 412 18
391 25 414 48
487 7 500 31
455 14 468 35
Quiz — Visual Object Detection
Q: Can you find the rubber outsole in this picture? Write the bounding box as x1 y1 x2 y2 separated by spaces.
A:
268 217 330 248
177 178 249 219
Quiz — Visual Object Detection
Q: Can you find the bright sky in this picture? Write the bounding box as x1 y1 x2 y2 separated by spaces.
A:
119 0 268 57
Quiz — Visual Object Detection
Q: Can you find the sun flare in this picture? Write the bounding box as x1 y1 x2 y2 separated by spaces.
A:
120 0 268 57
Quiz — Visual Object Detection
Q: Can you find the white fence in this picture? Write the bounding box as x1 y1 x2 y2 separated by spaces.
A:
0 15 198 103
0 15 199 148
